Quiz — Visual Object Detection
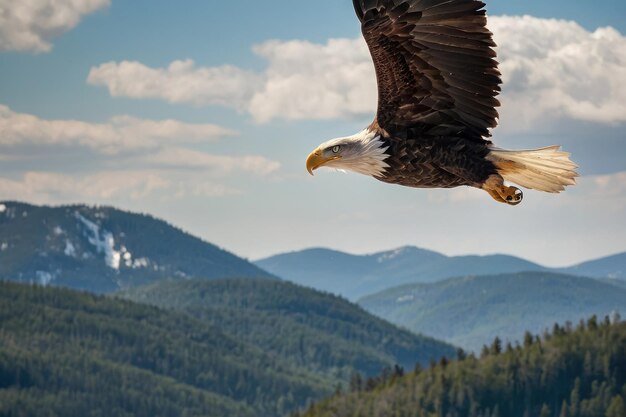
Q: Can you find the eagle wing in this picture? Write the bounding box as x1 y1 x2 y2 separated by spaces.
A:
353 0 501 141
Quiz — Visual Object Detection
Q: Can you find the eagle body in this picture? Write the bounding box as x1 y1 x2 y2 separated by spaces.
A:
306 0 578 205
374 130 497 189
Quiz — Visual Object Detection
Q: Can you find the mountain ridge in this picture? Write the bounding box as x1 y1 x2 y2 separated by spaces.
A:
0 201 273 293
256 246 626 300
256 246 546 300
358 271 626 351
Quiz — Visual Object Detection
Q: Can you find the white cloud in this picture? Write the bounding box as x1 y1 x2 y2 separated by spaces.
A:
143 148 281 176
0 0 110 53
0 105 282 203
88 60 261 109
0 105 235 153
0 170 241 203
0 171 169 202
248 38 375 122
589 171 626 198
491 16 626 131
87 16 626 129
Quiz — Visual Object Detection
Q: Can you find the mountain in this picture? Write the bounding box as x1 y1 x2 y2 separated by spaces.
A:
255 246 545 300
599 278 626 290
359 272 626 351
300 317 626 417
120 278 456 379
0 201 272 293
561 252 626 280
0 281 332 417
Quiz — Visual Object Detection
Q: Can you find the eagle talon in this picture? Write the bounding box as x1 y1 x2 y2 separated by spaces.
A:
504 187 523 206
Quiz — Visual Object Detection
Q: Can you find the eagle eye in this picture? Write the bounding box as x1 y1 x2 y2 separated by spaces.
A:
332 145 341 154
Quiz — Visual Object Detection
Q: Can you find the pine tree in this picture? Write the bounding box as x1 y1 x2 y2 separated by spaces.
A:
491 337 502 355
524 332 534 348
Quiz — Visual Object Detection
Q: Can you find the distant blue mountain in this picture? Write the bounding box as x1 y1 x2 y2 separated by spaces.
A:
256 246 547 300
560 252 626 280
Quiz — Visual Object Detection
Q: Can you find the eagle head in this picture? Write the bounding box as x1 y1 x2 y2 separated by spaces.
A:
306 129 390 178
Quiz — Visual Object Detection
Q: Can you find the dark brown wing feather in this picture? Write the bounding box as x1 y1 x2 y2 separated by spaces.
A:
353 0 501 141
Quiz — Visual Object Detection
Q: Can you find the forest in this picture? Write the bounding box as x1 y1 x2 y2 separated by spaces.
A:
0 281 326 417
300 316 626 417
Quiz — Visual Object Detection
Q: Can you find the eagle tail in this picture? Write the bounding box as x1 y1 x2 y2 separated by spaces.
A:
488 146 579 193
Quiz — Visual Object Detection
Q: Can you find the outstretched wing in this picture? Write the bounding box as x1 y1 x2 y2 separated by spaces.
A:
353 0 501 141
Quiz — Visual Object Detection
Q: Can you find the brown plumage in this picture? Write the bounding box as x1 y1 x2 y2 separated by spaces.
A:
306 0 578 205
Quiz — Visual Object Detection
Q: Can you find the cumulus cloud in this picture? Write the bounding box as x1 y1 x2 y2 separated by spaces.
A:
0 0 110 53
0 105 235 154
491 16 626 131
87 16 626 129
88 60 262 109
248 38 375 122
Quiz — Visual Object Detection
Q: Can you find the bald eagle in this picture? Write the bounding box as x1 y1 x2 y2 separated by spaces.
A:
306 0 578 205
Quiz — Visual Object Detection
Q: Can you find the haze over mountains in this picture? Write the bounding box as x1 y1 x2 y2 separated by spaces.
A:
256 246 626 300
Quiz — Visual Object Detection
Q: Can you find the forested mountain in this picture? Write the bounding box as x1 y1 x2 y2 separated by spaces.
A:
300 317 626 417
359 272 626 351
0 282 328 417
121 278 455 378
255 247 545 300
0 201 272 292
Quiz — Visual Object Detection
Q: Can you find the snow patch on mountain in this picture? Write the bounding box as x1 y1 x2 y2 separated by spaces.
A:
75 212 121 270
64 240 76 257
1 242 8 251
0 204 6 213
396 294 415 303
36 271 55 286
377 247 412 263
132 258 150 268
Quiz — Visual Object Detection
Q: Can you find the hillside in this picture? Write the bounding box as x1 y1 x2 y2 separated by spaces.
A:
600 278 626 290
255 247 546 300
359 272 626 351
301 317 626 417
121 278 456 378
0 201 272 293
0 281 329 417
562 252 626 280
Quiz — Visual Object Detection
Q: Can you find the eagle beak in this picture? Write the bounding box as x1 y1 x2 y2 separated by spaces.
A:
306 148 341 175
307 148 340 176
306 149 323 175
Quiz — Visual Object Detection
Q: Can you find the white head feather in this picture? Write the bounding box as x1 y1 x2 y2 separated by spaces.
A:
315 129 390 177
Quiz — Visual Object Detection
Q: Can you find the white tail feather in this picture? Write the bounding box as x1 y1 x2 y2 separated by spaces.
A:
488 146 579 193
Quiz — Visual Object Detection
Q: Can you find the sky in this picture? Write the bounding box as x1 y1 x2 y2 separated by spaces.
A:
0 0 625 267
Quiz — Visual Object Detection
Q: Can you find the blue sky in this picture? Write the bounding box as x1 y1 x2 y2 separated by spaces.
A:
1 0 625 266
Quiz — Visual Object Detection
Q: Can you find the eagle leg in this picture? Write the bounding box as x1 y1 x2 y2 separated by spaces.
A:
482 174 523 206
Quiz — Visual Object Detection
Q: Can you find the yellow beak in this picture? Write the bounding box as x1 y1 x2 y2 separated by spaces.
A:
306 149 340 176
